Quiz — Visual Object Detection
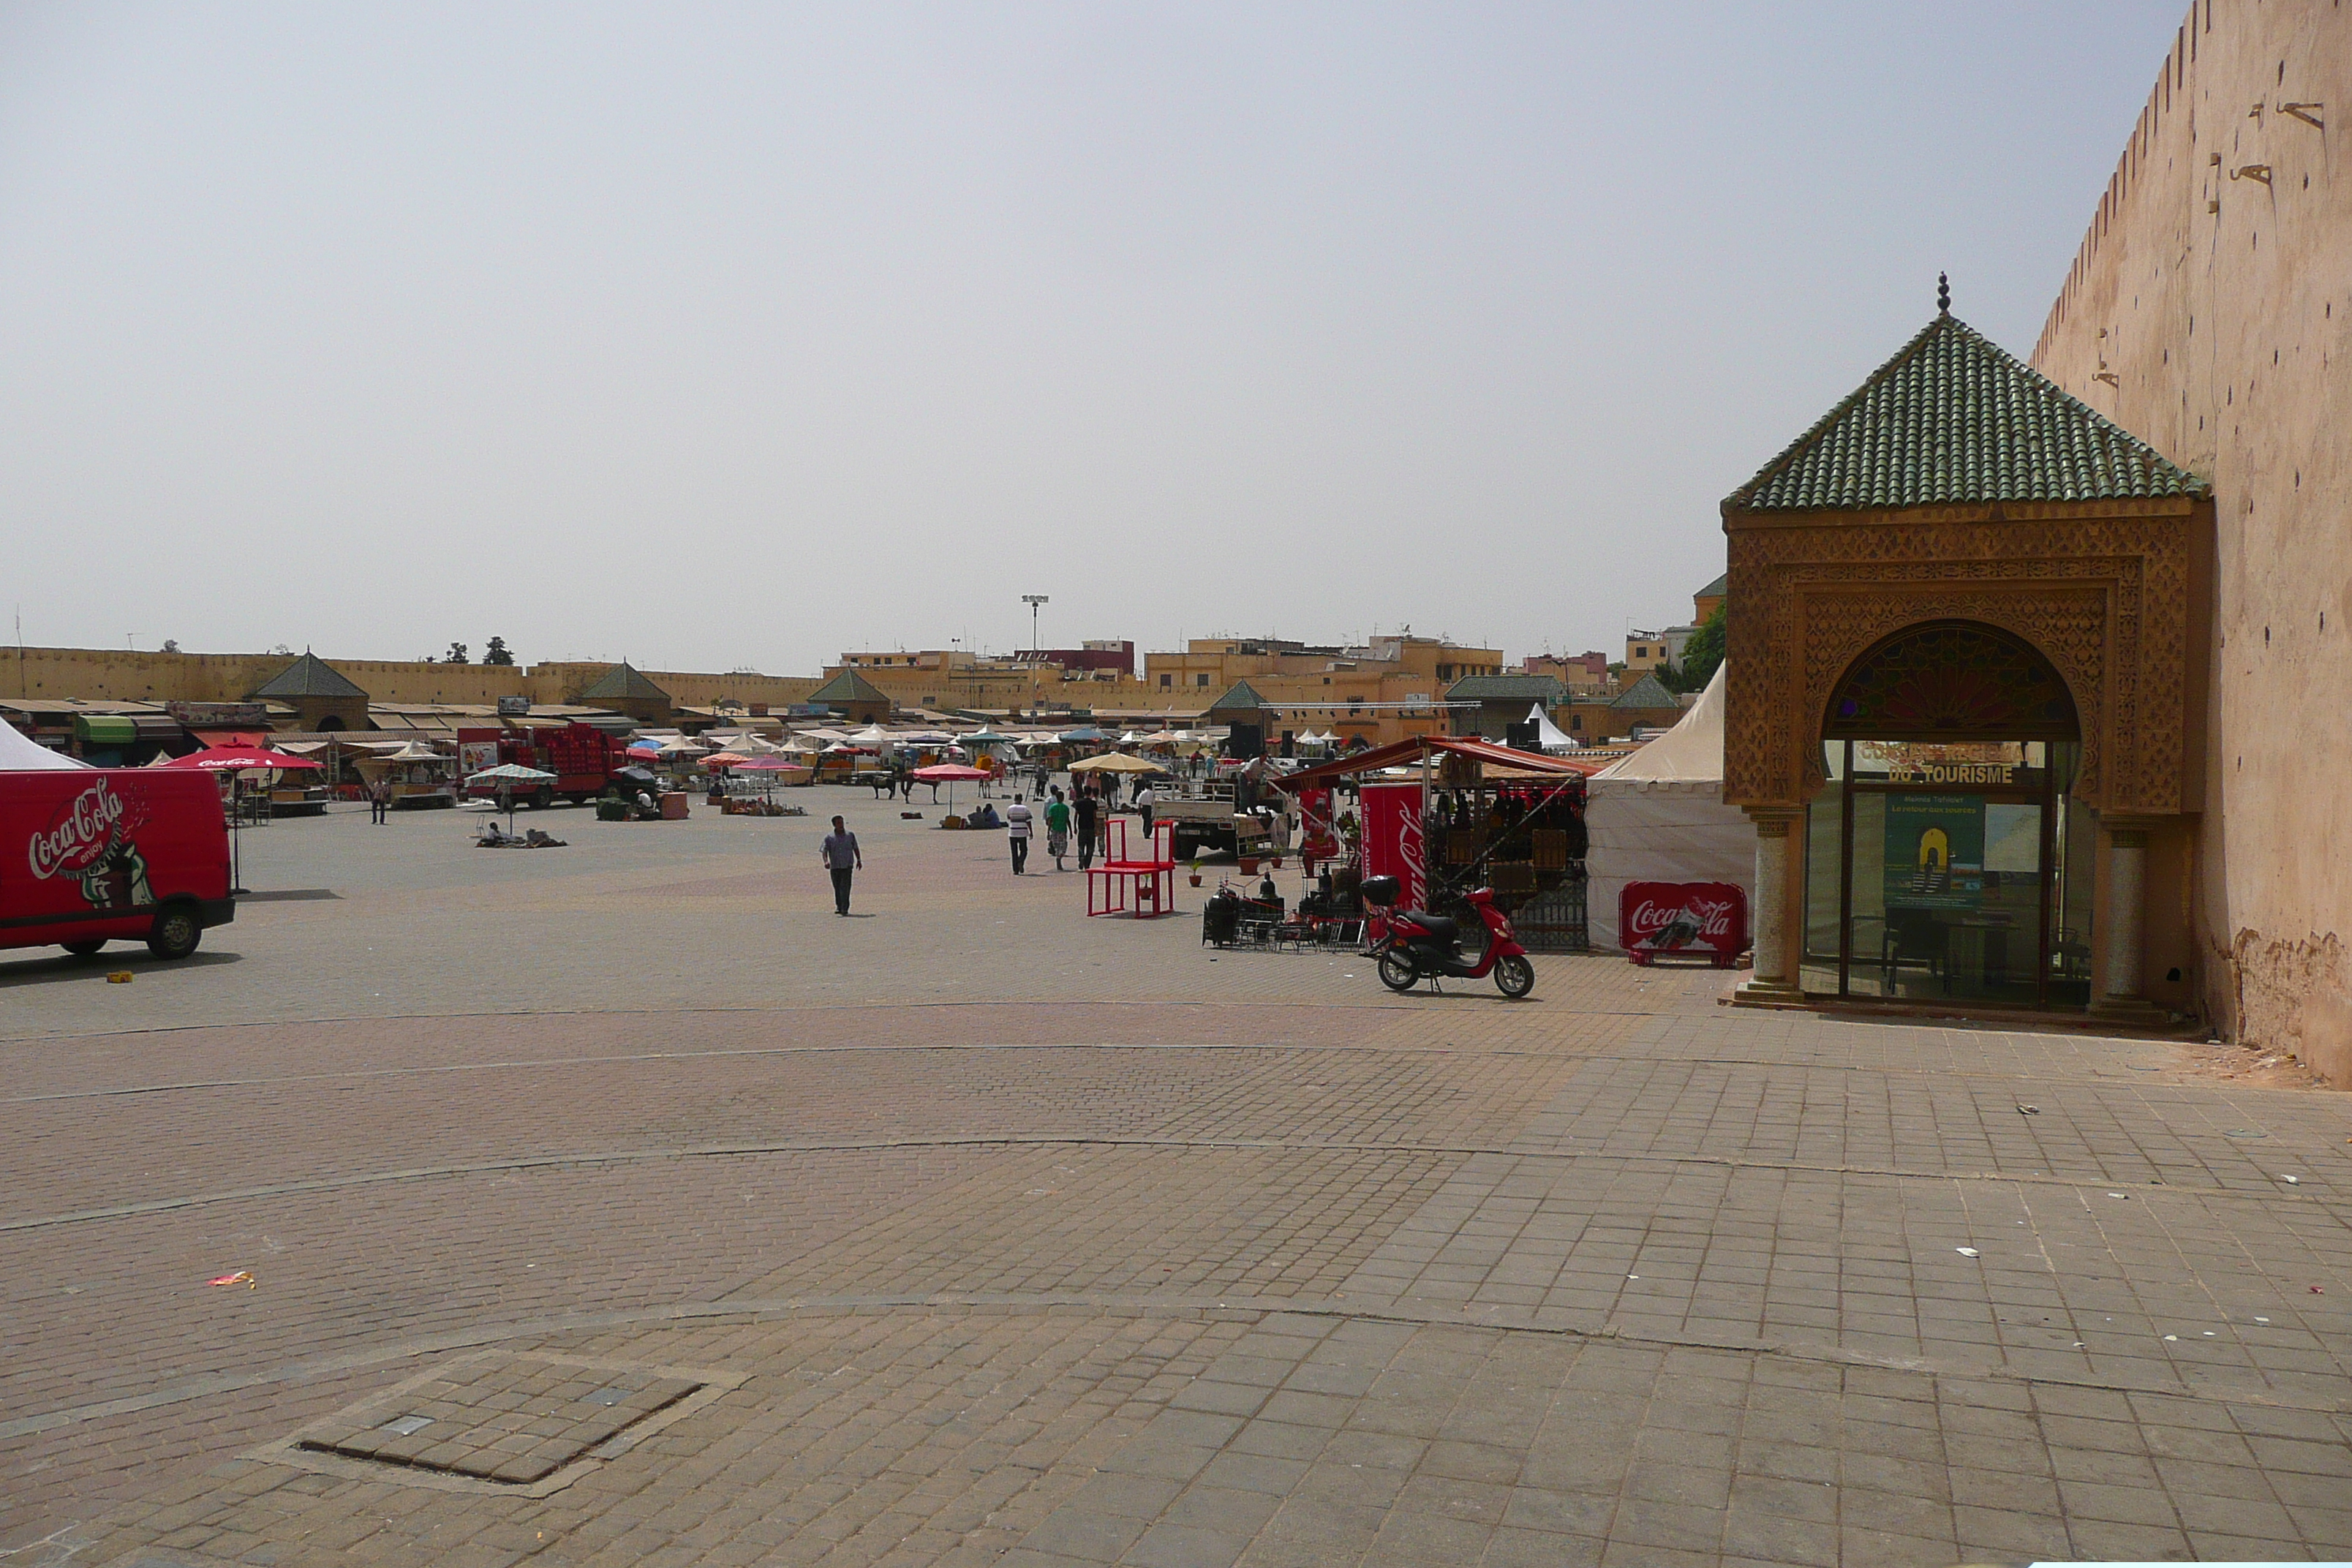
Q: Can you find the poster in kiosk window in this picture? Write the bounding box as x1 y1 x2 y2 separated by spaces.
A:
1619 881 1748 968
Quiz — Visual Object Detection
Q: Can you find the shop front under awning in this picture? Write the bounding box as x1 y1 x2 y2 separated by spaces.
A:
1273 734 1613 791
72 714 138 747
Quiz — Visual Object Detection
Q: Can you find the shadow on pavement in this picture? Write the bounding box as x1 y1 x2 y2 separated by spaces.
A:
0 949 244 987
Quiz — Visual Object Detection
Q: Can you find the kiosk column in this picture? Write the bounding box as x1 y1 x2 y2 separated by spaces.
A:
2091 815 2165 1023
1737 805 1805 1000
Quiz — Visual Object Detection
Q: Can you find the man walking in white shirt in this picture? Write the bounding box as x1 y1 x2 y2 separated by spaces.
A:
1006 794 1033 875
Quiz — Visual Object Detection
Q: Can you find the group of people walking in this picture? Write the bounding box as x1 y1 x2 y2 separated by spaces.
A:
1004 782 1120 874
817 775 1139 915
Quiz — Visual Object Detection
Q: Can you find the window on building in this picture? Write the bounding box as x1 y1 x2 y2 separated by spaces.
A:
1196 673 1210 687
1159 674 1172 690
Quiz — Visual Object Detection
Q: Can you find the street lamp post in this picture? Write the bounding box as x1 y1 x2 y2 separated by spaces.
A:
1022 595 1048 717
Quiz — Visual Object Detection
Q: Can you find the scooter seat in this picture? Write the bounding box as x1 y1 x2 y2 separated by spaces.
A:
1398 911 1459 945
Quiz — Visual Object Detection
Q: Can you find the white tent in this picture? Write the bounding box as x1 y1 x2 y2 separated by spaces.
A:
0 723 92 771
1523 704 1580 753
1583 664 1755 951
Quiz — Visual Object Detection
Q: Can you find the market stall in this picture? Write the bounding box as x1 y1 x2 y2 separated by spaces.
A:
1583 664 1754 952
357 740 459 808
1276 735 1608 950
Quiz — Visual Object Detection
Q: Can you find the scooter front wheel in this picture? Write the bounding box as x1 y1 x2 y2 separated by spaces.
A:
1376 951 1421 992
1494 953 1535 998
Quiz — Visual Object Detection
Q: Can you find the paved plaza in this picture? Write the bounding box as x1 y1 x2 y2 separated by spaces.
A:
3 794 2348 1567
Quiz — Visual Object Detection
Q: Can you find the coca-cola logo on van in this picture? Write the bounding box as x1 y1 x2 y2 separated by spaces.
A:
29 777 130 881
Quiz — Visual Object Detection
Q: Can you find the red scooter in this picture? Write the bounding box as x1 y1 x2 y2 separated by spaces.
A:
1361 876 1535 998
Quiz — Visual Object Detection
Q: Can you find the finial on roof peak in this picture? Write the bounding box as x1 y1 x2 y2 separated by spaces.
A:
1937 273 1951 314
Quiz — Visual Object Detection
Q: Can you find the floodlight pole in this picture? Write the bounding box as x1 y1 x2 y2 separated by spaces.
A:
1022 595 1049 717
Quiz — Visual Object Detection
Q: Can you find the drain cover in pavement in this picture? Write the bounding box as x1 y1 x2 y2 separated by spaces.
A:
293 1354 709 1485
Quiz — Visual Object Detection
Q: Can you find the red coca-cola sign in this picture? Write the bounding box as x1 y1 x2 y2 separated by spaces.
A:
1620 881 1748 968
29 777 127 881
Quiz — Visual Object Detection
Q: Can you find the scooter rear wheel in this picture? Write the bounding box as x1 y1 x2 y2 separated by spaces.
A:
1376 951 1420 992
1494 953 1535 998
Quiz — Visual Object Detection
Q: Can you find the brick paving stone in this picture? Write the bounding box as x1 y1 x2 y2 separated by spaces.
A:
3 801 2348 1565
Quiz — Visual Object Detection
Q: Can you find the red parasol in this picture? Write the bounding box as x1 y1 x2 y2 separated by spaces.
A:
162 749 323 771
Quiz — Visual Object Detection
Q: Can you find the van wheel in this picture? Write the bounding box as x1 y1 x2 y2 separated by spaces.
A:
531 788 554 809
147 904 203 960
61 939 106 957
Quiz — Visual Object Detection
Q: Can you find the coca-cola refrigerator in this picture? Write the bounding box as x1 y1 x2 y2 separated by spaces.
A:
1619 881 1748 968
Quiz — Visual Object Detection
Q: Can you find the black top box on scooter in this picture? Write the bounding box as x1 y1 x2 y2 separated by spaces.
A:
1360 875 1401 908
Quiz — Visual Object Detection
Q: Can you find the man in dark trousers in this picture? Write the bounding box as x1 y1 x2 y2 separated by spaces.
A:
1006 794 1033 875
1074 786 1099 871
820 815 862 914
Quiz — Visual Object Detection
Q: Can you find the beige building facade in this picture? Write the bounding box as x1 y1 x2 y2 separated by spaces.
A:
4 646 819 717
2029 0 2348 1070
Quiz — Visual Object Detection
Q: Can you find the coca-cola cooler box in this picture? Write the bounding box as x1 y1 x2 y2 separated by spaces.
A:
4 770 235 959
1620 881 1747 968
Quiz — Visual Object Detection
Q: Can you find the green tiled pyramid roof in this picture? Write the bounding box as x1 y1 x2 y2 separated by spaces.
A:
1726 312 2209 513
576 661 671 702
807 669 889 704
1610 673 1681 711
1207 680 1269 711
1446 674 1564 703
252 652 368 700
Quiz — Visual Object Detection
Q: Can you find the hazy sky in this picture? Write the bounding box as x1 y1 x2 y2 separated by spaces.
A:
2 2 2182 674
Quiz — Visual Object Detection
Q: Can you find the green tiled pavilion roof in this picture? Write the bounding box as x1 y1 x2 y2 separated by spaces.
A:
806 669 888 704
1445 674 1564 703
1207 680 1269 712
1610 673 1681 711
252 652 368 700
576 661 672 702
1726 312 2209 513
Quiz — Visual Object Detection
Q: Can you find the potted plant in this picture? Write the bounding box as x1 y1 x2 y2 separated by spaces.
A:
1238 854 1259 876
1188 857 1202 887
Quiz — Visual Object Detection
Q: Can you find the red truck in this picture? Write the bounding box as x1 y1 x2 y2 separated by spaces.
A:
463 723 630 807
2 769 235 959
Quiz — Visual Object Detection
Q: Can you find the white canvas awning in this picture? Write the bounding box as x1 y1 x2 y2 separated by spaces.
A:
1584 665 1754 950
0 723 92 770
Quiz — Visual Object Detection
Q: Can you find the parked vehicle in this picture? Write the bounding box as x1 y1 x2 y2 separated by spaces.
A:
1361 875 1534 998
464 723 630 807
2 769 234 959
1153 783 1285 862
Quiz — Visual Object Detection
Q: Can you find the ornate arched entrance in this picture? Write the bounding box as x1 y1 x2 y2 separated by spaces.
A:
1799 621 2096 1006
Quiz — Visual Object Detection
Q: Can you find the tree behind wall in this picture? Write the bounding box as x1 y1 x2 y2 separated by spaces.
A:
1659 603 1726 693
445 642 470 665
483 636 515 666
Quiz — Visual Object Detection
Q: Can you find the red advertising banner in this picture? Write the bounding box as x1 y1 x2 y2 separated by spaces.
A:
1297 785 1339 865
1620 881 1749 968
1360 782 1425 913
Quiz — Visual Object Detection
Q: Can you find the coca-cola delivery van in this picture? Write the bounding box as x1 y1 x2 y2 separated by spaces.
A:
2 770 235 959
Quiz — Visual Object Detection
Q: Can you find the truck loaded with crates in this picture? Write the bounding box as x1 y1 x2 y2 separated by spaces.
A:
1153 783 1289 863
463 723 631 807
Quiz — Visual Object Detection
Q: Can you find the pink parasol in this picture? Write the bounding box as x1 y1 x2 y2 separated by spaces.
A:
911 761 988 815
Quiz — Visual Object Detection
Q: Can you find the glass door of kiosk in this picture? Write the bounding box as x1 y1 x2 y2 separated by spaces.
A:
1798 622 2093 1010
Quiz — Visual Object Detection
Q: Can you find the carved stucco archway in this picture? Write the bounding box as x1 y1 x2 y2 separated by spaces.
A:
1722 505 2200 821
